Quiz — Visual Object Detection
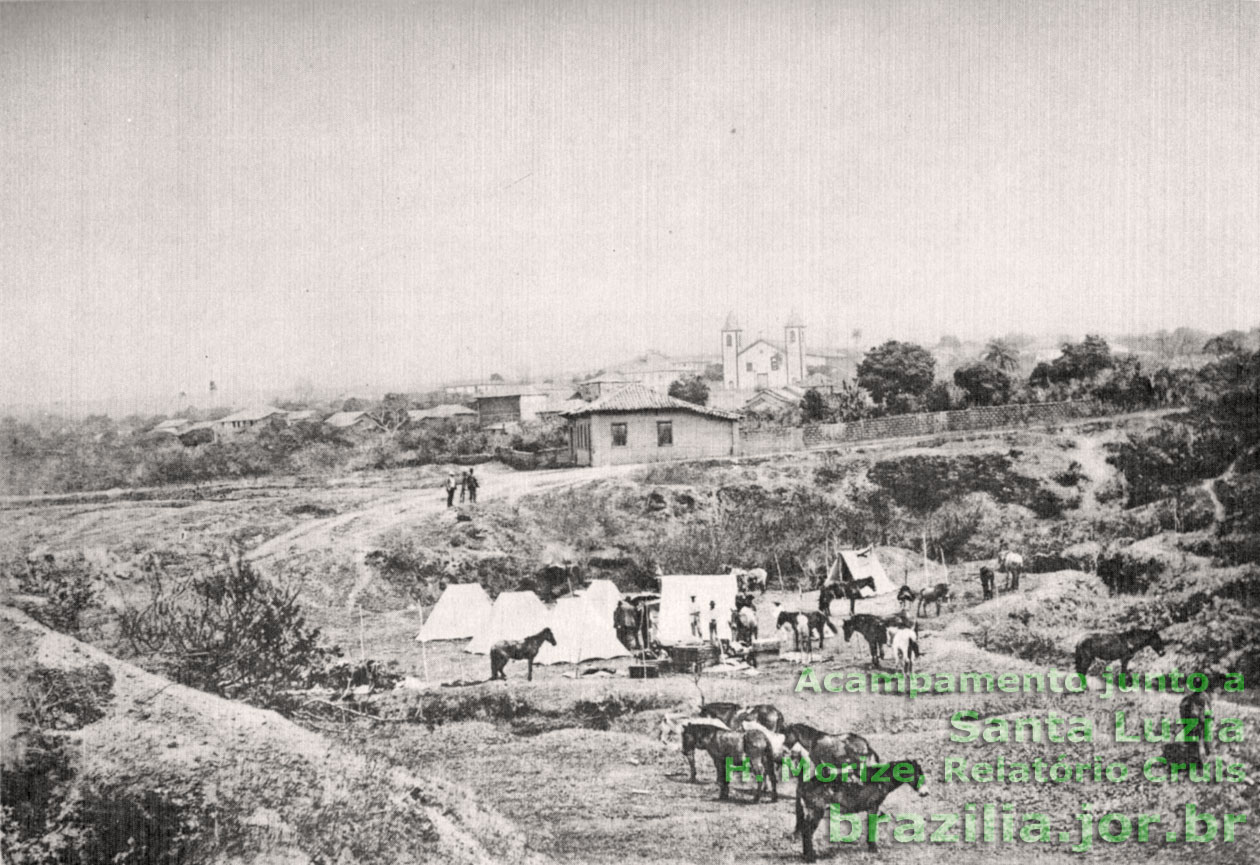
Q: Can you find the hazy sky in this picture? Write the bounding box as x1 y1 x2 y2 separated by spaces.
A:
3 1 1257 408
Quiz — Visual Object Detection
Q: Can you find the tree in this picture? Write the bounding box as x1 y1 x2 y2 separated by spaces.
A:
937 335 962 351
856 341 937 405
1091 357 1155 410
802 389 828 423
668 375 710 406
953 362 1013 406
1204 332 1245 357
983 339 1021 372
1049 334 1113 383
703 363 725 382
489 373 504 382
366 392 412 433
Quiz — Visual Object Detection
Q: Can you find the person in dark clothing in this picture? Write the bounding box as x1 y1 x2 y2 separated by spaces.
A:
466 467 479 503
445 473 457 508
459 469 468 503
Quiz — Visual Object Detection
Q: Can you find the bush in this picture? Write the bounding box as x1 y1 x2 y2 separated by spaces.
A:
10 554 101 636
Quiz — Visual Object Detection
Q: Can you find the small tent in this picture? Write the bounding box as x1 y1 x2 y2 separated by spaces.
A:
416 583 492 642
835 547 897 596
534 596 631 665
656 574 738 644
578 579 622 614
465 591 551 654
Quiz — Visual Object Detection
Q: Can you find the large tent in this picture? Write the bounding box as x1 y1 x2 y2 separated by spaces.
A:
656 574 738 644
465 591 552 654
835 547 897 596
534 595 631 665
415 583 492 642
578 579 622 614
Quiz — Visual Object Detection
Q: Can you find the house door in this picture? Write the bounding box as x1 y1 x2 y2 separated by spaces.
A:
755 373 769 391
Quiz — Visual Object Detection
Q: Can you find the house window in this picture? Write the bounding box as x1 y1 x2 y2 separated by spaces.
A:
657 420 673 447
611 423 627 447
745 362 753 372
771 354 781 371
789 330 796 343
725 334 733 347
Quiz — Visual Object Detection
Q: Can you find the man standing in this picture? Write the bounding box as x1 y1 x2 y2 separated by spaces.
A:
466 467 479 504
708 600 719 647
688 595 701 639
445 473 457 508
459 469 468 503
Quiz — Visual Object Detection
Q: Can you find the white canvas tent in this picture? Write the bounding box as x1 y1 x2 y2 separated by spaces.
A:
657 574 738 644
835 547 896 596
416 583 492 642
577 579 622 614
534 596 630 665
465 591 552 654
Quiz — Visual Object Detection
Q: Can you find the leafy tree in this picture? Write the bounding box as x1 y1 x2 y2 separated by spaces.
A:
954 362 1013 406
342 397 370 412
702 363 725 381
802 389 828 423
856 341 937 405
1204 332 1245 357
1048 334 1114 383
983 338 1021 372
937 334 962 351
829 381 872 422
1091 356 1155 410
366 392 411 433
668 375 710 406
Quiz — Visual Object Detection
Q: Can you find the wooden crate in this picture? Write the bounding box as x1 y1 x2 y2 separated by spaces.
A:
629 663 660 679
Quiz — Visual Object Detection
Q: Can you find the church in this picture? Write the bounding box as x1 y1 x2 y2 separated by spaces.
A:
721 311 834 390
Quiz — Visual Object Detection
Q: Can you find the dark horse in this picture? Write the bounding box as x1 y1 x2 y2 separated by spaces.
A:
699 701 786 734
614 600 640 649
782 723 880 770
489 627 556 682
683 723 778 803
795 758 929 860
896 585 916 610
916 582 951 617
842 614 889 666
819 577 877 615
1073 628 1165 677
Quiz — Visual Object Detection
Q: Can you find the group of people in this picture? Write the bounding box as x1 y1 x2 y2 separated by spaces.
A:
444 467 480 507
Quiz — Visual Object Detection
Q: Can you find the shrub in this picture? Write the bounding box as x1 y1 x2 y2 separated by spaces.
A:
10 554 101 636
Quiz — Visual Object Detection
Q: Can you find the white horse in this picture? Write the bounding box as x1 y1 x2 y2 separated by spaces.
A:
997 550 1024 591
889 625 920 675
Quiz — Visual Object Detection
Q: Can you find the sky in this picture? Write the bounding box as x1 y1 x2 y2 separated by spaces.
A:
2 0 1258 410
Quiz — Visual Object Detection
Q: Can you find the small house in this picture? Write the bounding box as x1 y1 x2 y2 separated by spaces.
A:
214 406 287 435
474 389 550 426
324 411 380 433
405 404 477 427
562 383 740 467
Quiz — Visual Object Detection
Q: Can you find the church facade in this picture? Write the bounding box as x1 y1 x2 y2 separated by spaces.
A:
721 311 829 390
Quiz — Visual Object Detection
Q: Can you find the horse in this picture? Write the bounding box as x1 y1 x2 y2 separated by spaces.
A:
732 606 758 644
842 615 889 666
819 577 876 615
614 600 640 649
735 592 757 612
727 565 769 594
1180 686 1213 763
799 610 839 650
683 722 778 803
896 585 916 611
978 566 996 601
777 609 804 651
998 550 1024 591
1073 628 1165 677
889 624 920 675
685 700 786 735
782 723 880 771
489 627 556 682
916 582 951 617
795 758 929 860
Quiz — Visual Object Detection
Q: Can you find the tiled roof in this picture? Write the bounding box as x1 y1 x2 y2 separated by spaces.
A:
561 383 739 420
217 406 285 424
407 404 475 420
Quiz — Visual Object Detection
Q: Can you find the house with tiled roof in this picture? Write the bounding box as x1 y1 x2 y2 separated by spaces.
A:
561 383 739 467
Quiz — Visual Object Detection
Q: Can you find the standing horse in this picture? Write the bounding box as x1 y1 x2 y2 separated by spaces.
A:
896 585 916 611
1180 686 1213 762
777 609 804 651
1073 628 1165 677
998 550 1024 591
795 759 929 860
799 610 839 650
782 723 880 770
731 605 758 643
842 615 889 666
683 722 778 803
890 625 920 675
489 627 556 682
819 577 876 615
915 583 951 617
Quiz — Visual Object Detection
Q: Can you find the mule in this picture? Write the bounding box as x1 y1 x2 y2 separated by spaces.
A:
896 585 916 610
795 758 929 860
782 723 880 771
1073 628 1165 677
842 614 888 666
916 582 951 617
798 610 838 650
489 627 556 682
819 577 876 616
1180 686 1214 763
